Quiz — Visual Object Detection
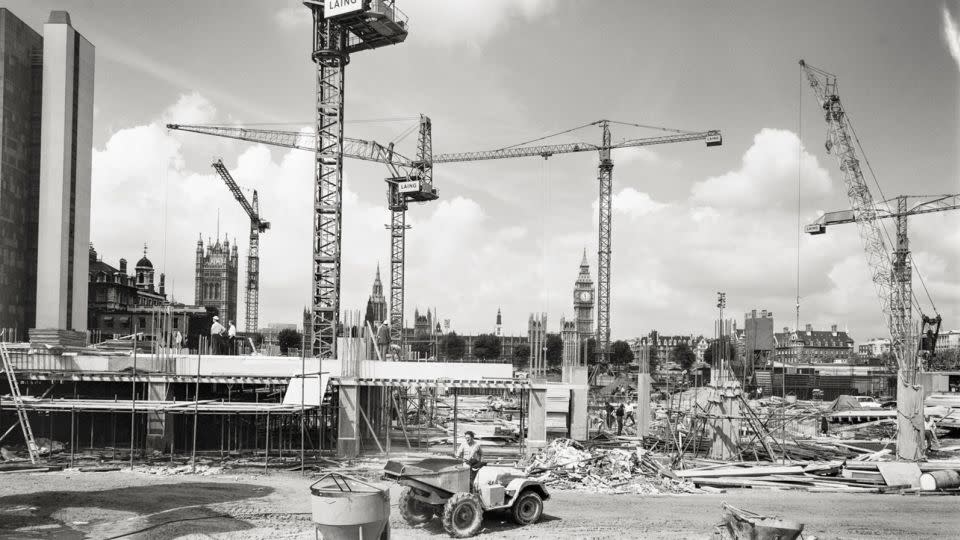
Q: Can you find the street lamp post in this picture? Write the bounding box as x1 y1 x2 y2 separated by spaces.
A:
717 292 726 384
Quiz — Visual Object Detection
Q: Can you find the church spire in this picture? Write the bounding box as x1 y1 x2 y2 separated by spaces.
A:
581 247 588 268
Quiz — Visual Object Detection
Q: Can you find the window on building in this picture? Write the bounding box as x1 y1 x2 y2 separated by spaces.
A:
139 317 146 327
173 318 179 329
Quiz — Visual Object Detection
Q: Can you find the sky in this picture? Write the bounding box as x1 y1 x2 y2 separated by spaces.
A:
8 0 960 340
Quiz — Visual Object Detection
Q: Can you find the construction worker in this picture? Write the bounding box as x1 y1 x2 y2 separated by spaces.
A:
210 316 225 354
604 401 614 429
227 320 237 354
925 416 940 451
455 430 483 488
173 330 183 354
625 402 636 427
616 403 625 435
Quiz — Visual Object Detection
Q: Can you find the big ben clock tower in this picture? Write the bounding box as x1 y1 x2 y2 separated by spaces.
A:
573 249 595 339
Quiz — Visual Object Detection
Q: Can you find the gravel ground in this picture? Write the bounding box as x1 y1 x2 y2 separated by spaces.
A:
1 468 958 539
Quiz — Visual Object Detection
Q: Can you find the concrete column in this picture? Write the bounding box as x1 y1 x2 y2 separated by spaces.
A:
145 382 171 452
637 372 652 437
337 379 359 458
525 382 547 453
568 367 589 440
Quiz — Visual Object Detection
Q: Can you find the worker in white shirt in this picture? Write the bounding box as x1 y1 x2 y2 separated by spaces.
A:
455 430 483 487
210 316 225 354
227 320 237 355
925 416 939 451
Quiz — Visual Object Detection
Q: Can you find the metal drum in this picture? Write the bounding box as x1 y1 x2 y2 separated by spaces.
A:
310 473 390 540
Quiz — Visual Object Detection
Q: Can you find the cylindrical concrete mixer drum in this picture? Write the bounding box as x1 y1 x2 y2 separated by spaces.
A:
310 473 390 540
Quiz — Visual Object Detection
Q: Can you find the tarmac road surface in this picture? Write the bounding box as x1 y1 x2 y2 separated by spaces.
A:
0 469 957 539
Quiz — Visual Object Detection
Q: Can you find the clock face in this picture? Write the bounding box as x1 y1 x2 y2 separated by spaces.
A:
579 291 592 302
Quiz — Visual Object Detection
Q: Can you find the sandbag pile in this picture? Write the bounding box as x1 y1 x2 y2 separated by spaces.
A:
522 438 699 495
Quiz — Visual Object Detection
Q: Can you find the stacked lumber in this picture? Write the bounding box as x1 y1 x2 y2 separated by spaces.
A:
521 438 699 495
679 460 960 494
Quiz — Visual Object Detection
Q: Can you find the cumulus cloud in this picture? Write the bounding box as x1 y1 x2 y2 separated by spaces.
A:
943 5 960 71
275 1 559 49
691 129 831 210
161 92 217 125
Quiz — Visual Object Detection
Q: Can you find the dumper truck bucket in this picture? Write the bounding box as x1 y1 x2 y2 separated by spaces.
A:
383 458 471 495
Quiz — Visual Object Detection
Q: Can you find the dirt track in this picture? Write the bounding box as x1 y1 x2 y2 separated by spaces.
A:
1 469 957 539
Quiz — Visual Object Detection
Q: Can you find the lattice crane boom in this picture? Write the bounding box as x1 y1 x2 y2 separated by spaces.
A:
806 194 960 233
167 124 412 175
433 129 721 163
211 159 270 333
800 60 909 369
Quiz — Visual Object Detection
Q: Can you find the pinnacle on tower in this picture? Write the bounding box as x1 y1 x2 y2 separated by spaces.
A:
581 247 589 268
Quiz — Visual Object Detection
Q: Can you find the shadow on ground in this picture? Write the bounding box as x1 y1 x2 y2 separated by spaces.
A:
412 511 561 537
0 481 272 539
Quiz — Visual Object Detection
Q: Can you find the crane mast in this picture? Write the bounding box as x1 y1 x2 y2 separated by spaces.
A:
211 159 270 333
302 1 407 358
596 121 613 362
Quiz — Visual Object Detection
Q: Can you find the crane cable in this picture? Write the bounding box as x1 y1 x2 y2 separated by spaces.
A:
497 121 599 151
796 66 803 334
844 113 939 316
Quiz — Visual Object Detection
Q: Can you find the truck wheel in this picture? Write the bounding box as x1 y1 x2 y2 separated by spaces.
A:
441 492 483 538
398 486 434 525
511 490 543 525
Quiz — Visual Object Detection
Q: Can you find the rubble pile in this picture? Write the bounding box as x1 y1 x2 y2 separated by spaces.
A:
522 439 700 495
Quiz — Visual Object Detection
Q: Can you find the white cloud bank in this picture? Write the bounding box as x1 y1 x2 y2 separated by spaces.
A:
92 97 959 341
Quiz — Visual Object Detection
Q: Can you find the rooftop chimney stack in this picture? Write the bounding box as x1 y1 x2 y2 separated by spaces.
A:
119 258 127 274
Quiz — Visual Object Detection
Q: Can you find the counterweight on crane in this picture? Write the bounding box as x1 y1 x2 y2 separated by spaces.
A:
799 60 951 460
211 159 270 333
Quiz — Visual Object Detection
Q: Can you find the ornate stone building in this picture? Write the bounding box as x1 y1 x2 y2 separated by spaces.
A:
194 235 239 325
364 265 387 326
573 250 594 342
88 244 204 343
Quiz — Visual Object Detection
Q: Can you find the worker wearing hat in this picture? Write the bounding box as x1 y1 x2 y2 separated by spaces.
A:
210 316 226 354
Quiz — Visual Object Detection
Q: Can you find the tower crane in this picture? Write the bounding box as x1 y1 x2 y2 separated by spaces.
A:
304 0 408 357
211 159 271 333
171 119 720 363
800 60 953 459
169 115 436 355
434 121 722 363
806 192 958 362
167 1 410 358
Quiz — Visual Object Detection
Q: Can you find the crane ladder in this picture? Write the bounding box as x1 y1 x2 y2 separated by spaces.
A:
0 339 40 463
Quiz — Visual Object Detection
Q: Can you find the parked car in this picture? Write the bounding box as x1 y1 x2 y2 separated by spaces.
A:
854 396 882 409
